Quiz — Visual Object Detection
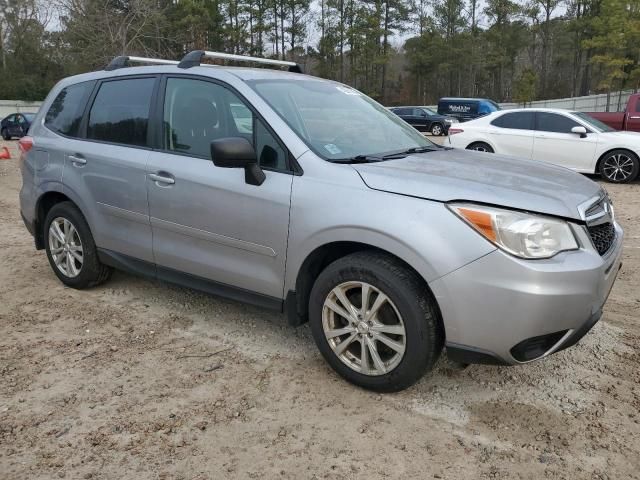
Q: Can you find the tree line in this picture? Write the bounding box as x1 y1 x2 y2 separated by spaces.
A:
0 0 639 106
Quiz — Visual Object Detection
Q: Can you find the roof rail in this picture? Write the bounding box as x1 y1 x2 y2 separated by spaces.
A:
105 56 179 71
178 50 303 73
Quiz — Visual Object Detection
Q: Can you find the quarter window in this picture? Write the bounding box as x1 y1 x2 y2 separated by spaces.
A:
87 78 155 147
44 81 94 137
536 112 581 134
491 112 535 130
163 77 287 170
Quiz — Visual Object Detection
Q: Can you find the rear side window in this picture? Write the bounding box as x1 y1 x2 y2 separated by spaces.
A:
394 108 411 116
87 77 155 147
491 112 535 130
44 81 94 137
536 112 581 134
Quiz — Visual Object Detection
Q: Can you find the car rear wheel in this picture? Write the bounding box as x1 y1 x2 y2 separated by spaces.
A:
309 251 443 392
466 142 494 153
44 201 112 289
1 128 10 141
599 150 639 183
430 123 444 136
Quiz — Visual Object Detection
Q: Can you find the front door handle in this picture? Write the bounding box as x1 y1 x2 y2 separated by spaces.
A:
69 154 86 165
149 173 175 185
629 116 640 120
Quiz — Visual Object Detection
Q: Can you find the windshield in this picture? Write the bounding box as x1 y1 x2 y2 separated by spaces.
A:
571 112 615 133
24 113 35 121
247 79 434 161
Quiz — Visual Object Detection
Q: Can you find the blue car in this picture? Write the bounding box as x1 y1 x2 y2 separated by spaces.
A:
437 98 500 122
1 112 35 140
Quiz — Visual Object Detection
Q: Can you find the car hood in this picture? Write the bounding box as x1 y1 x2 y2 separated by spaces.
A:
600 130 640 141
353 149 602 220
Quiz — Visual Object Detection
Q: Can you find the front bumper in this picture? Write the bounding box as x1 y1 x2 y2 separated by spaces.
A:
430 222 623 365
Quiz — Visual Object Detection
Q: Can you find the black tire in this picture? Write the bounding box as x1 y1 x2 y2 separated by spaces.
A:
309 251 443 392
430 123 444 136
598 149 639 184
1 128 10 141
44 201 112 289
466 142 494 153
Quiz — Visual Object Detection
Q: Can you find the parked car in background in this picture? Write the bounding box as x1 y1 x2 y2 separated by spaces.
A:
389 106 458 136
448 108 640 183
586 93 640 133
1 112 35 140
437 97 500 122
19 52 623 392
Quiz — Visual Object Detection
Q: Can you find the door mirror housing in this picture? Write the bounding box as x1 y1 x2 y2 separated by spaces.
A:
210 137 265 186
571 126 588 138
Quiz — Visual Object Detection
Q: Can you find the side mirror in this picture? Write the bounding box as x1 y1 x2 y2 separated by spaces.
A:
210 137 265 186
571 126 588 138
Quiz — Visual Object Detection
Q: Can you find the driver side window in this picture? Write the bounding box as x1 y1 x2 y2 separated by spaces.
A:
163 77 288 170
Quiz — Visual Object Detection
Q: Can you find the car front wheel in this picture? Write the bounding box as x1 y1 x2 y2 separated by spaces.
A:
1 128 10 140
430 123 444 136
309 251 443 392
599 149 639 183
466 142 494 153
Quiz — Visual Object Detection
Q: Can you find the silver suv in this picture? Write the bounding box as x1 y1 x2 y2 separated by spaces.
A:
19 51 623 392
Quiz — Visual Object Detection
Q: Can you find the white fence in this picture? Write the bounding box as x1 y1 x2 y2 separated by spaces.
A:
0 100 43 118
502 90 635 112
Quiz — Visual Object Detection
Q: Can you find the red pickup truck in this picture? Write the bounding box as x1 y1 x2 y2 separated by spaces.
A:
587 93 640 132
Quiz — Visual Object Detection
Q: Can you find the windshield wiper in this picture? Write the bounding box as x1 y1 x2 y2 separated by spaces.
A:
331 155 384 164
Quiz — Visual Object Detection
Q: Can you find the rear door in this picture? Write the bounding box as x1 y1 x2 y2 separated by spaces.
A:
146 75 293 300
61 76 157 262
532 112 598 171
487 111 535 159
627 96 640 132
5 115 17 136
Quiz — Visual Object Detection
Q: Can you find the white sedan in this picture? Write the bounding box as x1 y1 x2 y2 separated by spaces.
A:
447 108 640 183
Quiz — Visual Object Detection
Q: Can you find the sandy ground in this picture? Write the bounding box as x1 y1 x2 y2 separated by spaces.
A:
1 138 639 480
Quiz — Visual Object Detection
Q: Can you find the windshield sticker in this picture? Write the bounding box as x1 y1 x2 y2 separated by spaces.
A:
324 144 342 155
336 86 361 96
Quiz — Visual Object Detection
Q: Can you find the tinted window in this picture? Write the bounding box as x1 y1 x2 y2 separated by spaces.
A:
87 78 155 147
45 81 94 137
636 101 640 113
413 108 427 116
6 115 15 123
394 108 412 116
164 77 287 170
491 112 535 130
17 115 27 124
536 112 581 133
24 113 35 121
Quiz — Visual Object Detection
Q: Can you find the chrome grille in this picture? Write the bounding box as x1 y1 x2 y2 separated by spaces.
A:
581 195 616 256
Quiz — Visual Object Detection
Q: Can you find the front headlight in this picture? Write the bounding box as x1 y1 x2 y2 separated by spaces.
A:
448 203 579 259
444 118 458 124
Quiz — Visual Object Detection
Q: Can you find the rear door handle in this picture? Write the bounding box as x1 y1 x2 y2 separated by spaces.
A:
69 154 86 165
149 173 175 185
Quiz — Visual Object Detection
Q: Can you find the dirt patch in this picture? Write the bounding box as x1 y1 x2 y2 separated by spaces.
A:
1 139 639 479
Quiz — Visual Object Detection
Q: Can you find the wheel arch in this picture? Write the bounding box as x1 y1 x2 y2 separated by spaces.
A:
465 140 495 152
285 240 444 335
34 190 84 249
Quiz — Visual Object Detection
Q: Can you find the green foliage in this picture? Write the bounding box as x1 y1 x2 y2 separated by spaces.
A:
0 0 638 103
513 68 537 104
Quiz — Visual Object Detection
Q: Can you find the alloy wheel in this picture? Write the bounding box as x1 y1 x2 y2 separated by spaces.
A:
322 281 406 376
48 217 84 278
431 124 443 136
603 153 635 182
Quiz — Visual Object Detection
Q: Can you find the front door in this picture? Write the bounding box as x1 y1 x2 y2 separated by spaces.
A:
146 76 293 300
532 112 598 171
